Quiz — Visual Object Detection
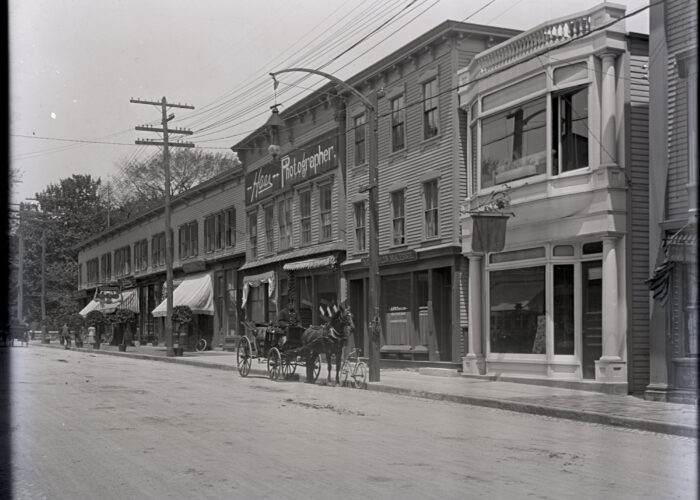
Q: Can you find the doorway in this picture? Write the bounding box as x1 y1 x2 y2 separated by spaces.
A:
581 261 603 379
432 268 452 361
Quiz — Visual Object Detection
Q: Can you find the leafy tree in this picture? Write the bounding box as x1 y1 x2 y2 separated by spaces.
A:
108 149 240 224
20 175 107 328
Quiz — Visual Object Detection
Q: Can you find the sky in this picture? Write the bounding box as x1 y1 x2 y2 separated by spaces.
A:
9 0 650 205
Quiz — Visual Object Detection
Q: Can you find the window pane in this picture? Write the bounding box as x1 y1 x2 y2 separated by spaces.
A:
391 96 405 151
490 266 546 354
582 241 603 254
354 201 366 251
423 79 438 139
354 114 366 165
559 88 589 173
481 97 547 188
424 180 438 238
553 245 575 257
490 247 545 264
554 265 575 355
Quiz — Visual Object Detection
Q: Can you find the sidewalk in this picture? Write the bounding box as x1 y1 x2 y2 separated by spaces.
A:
35 341 697 438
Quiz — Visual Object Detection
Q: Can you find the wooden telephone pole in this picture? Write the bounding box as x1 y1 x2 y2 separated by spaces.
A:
131 97 194 357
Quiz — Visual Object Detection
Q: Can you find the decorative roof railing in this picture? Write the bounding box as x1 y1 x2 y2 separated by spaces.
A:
469 3 625 77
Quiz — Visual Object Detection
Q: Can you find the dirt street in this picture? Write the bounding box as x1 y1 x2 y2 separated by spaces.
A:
7 347 697 499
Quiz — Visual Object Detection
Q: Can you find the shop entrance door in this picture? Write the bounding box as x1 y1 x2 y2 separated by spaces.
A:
432 268 452 361
581 261 603 379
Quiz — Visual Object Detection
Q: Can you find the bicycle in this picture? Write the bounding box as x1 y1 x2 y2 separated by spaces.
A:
340 348 368 389
195 337 208 352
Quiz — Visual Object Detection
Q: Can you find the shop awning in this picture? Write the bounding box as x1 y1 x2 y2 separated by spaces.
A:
152 273 214 317
283 255 337 272
79 288 139 317
667 225 697 263
241 270 276 309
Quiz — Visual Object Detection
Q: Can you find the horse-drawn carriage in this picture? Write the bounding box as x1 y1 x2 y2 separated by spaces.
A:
236 304 355 385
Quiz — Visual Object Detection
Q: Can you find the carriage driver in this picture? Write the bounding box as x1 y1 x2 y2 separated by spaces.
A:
277 298 297 331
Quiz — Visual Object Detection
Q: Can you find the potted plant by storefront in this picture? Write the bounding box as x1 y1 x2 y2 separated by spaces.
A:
172 305 193 356
85 310 106 349
114 308 136 351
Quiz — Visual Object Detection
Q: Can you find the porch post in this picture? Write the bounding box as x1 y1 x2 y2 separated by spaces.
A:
596 236 627 382
463 254 485 374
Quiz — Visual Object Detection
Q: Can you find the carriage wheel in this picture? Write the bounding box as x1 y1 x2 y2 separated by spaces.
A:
236 336 252 377
311 354 321 382
196 338 208 352
282 356 297 379
352 362 368 389
267 347 282 380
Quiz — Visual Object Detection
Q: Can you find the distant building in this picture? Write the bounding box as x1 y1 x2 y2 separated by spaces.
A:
458 3 650 393
646 0 698 404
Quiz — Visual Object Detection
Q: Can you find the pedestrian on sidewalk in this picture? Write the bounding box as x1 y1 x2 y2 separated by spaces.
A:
62 323 71 349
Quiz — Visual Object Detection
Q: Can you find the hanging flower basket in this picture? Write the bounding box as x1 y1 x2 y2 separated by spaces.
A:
85 310 106 328
172 305 193 325
472 213 509 254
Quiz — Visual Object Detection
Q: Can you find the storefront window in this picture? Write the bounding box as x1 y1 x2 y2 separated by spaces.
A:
490 266 546 353
684 263 698 356
383 274 411 345
554 265 575 355
481 97 547 188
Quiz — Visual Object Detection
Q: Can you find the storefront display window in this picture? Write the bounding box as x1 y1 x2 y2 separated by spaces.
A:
481 97 547 188
490 266 546 353
247 285 266 324
383 274 411 345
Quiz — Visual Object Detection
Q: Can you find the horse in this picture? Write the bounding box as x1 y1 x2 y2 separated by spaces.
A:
301 304 354 385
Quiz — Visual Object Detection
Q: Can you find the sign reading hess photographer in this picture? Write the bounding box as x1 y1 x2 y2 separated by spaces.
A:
245 133 338 205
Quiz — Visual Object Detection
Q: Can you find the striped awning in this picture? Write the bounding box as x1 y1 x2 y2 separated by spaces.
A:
667 225 697 263
79 288 139 317
152 273 214 317
283 255 337 272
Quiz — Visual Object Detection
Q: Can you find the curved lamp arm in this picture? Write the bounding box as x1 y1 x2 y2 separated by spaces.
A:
270 68 375 112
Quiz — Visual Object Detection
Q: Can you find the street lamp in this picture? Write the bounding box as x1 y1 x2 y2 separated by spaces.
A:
268 68 381 382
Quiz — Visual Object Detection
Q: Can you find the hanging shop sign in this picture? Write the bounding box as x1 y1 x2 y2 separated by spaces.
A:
245 132 338 205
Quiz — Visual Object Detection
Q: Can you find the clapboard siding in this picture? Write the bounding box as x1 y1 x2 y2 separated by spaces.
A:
628 43 650 393
78 173 246 287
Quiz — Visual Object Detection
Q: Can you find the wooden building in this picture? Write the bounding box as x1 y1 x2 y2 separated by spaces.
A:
340 21 519 364
76 168 246 350
458 3 650 393
646 0 698 403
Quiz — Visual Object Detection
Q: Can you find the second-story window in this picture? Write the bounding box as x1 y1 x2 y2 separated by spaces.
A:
215 212 224 250
152 232 166 267
423 78 439 139
278 197 293 250
354 201 366 252
319 184 332 241
354 114 366 165
391 95 405 151
553 87 589 175
248 211 258 259
265 204 275 254
481 97 547 188
391 190 405 246
100 253 112 282
134 239 148 271
204 215 215 253
179 221 198 260
225 207 236 247
423 180 439 239
87 258 99 285
300 190 311 245
114 246 131 277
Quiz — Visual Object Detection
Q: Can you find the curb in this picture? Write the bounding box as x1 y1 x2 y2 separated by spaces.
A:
37 344 697 438
366 384 698 439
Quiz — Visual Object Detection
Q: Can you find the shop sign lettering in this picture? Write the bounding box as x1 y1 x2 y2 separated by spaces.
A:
361 250 417 267
245 133 338 205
